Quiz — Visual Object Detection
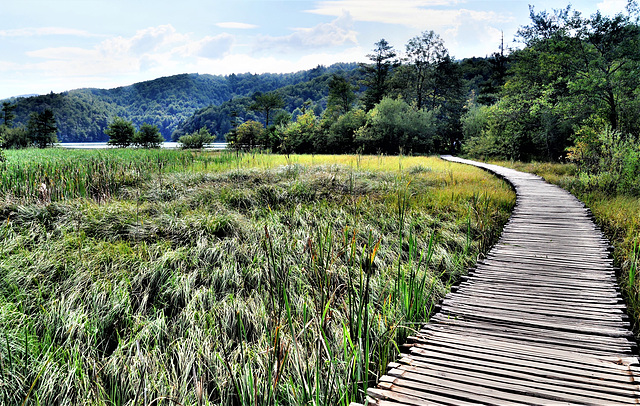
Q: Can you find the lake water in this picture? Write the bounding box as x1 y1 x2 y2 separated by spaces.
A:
56 142 227 150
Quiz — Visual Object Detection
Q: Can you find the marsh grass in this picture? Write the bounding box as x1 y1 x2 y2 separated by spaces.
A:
0 150 515 405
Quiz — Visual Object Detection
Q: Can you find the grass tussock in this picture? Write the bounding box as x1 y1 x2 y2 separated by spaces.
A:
0 149 515 405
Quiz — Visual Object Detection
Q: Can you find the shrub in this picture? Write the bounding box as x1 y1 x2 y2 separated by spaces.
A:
178 128 215 149
567 123 640 195
105 117 135 148
133 123 165 148
0 125 30 149
228 120 265 151
355 97 436 154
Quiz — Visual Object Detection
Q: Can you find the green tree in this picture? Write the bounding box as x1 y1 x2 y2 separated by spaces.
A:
179 128 214 149
325 108 367 153
1 102 16 127
133 123 165 148
279 110 319 154
327 74 357 114
106 117 136 148
405 31 447 110
0 126 30 149
231 120 265 150
361 39 398 111
250 92 285 127
27 109 58 148
355 97 436 154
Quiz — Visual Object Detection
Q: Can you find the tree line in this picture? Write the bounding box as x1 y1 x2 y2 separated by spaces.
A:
4 2 638 176
221 32 466 155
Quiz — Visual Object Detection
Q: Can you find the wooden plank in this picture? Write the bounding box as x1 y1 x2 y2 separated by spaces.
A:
411 330 639 374
367 156 640 405
385 367 634 405
408 341 638 382
391 358 640 402
426 315 635 351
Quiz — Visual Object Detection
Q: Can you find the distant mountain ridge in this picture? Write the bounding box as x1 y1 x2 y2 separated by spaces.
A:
6 63 360 142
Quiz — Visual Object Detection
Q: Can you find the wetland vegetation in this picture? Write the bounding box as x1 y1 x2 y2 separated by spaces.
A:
0 149 514 405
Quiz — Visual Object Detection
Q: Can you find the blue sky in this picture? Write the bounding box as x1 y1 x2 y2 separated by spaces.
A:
0 0 629 99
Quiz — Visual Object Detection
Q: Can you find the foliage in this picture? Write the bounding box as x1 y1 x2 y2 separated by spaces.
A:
105 117 136 148
404 30 448 110
6 66 361 142
360 39 398 111
1 101 17 127
250 92 285 128
355 97 437 154
227 120 265 151
567 122 640 195
326 74 357 114
179 127 215 149
324 108 367 153
465 5 640 161
0 150 515 405
27 108 58 148
0 125 30 149
133 123 165 148
278 110 320 154
174 64 363 141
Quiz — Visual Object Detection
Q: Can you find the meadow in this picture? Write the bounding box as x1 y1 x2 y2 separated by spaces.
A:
0 149 515 405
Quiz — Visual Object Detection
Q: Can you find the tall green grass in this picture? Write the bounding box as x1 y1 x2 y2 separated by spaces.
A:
0 150 515 405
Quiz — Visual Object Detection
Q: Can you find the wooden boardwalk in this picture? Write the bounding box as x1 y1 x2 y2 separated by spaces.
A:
364 156 640 405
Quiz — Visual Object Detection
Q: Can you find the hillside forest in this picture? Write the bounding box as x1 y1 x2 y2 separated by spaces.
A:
1 5 640 183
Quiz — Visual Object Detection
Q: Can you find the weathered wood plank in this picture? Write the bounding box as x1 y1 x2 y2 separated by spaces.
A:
366 156 640 405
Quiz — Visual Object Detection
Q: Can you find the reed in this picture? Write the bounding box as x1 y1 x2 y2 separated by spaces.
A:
0 150 515 405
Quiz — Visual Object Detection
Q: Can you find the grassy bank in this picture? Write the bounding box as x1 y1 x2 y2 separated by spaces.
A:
0 149 515 405
493 161 640 336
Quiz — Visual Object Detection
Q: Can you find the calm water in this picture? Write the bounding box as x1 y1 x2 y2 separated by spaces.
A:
56 142 227 150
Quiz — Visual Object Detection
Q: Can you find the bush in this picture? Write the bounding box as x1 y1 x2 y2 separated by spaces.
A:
0 125 30 149
178 128 214 149
324 109 367 153
227 120 265 151
567 123 640 195
105 117 135 148
133 123 165 148
278 110 319 154
355 97 436 154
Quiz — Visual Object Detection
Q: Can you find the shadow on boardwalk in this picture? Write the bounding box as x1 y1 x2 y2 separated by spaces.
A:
361 156 640 405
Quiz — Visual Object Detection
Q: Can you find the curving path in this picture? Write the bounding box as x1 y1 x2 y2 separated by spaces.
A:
364 156 640 405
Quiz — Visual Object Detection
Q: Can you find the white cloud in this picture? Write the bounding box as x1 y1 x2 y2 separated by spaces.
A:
307 0 512 30
187 46 368 76
129 25 186 54
22 24 235 79
597 0 627 14
216 22 258 29
442 10 505 58
0 27 100 38
254 12 357 53
176 34 235 59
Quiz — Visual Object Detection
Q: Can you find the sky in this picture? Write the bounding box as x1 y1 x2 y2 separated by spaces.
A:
0 0 630 99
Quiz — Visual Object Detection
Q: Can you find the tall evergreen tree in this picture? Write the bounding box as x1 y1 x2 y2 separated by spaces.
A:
360 39 398 111
250 92 285 127
27 109 57 148
327 74 357 114
105 117 135 148
1 102 16 127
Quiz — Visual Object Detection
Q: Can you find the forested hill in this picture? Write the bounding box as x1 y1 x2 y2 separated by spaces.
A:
5 63 359 142
173 64 365 141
